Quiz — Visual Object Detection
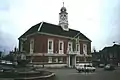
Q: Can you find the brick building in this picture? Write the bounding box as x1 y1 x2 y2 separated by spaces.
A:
18 4 92 68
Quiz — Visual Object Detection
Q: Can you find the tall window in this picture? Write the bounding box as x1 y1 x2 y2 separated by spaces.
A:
48 39 53 53
68 42 72 51
83 44 87 55
59 41 64 54
60 43 62 50
49 41 52 50
48 57 52 63
76 44 80 52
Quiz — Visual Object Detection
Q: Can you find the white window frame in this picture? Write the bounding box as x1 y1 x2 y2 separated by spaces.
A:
76 44 80 53
59 40 64 54
59 57 63 63
68 42 73 52
48 57 52 63
48 39 53 54
83 44 87 55
30 39 34 54
55 58 58 63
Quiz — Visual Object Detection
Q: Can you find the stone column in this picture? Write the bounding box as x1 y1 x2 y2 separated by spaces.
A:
74 55 76 67
67 56 70 67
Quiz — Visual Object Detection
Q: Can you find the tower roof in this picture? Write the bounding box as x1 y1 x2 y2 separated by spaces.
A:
60 2 67 12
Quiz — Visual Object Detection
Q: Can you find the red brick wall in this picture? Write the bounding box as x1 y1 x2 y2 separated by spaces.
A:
19 33 91 55
33 34 68 54
80 41 91 54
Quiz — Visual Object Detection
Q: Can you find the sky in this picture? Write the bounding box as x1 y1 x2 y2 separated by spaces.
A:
0 0 120 52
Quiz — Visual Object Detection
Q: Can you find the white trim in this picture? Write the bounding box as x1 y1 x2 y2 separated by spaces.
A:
21 38 27 41
38 21 43 31
25 32 91 42
59 40 64 54
48 57 52 63
38 32 91 42
30 39 34 54
55 58 58 63
68 56 70 67
48 39 54 54
26 53 67 56
83 43 87 55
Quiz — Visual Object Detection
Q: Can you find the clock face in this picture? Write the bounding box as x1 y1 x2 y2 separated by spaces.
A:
60 14 67 20
62 17 66 20
64 25 68 29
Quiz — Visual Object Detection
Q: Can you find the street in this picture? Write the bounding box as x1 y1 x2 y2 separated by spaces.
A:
0 68 120 80
47 68 120 80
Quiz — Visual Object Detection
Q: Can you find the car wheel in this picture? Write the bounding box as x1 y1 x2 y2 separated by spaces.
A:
78 70 81 73
92 69 95 72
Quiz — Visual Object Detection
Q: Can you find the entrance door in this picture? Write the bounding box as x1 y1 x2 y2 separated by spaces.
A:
70 56 73 66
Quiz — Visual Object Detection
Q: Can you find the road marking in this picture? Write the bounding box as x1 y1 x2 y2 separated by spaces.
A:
69 72 97 75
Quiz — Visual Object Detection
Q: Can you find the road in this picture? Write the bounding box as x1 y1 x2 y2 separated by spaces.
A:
47 68 120 80
0 68 120 80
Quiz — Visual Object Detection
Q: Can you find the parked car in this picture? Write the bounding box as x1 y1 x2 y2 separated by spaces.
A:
1 60 6 64
76 63 96 72
104 64 115 71
0 65 16 72
5 61 13 65
98 64 105 68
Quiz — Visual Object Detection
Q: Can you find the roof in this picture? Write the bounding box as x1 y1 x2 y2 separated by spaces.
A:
102 44 120 51
19 22 91 41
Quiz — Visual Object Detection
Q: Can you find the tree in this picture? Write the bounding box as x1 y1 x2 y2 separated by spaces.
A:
2 53 14 61
0 51 2 59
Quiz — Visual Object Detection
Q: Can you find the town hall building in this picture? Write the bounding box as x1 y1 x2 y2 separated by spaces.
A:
18 4 92 68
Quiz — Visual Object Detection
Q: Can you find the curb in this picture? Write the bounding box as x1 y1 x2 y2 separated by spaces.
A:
14 72 55 80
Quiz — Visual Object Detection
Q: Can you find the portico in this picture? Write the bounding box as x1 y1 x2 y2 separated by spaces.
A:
67 54 77 68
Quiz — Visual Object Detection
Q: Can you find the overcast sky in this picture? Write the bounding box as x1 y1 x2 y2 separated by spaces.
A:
0 0 120 52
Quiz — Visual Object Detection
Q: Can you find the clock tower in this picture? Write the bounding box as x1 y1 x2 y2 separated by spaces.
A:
59 2 69 31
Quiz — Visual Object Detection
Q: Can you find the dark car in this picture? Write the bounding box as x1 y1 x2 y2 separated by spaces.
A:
98 64 105 68
0 65 16 72
104 64 115 71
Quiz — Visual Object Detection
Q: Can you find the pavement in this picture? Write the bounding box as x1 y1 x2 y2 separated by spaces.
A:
0 68 120 80
46 68 120 80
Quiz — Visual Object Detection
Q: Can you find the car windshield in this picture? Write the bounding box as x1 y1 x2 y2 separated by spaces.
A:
84 65 92 67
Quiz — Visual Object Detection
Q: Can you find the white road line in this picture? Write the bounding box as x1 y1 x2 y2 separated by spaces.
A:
69 72 97 75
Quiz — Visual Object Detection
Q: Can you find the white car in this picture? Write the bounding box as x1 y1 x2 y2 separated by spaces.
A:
1 60 6 64
5 61 13 65
76 63 96 72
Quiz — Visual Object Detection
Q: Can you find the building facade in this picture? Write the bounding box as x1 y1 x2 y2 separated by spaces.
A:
18 4 92 68
92 44 120 66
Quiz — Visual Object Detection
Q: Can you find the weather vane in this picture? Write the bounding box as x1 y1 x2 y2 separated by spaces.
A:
63 2 64 7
